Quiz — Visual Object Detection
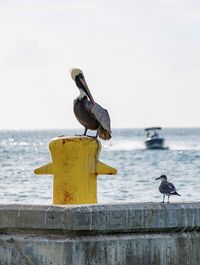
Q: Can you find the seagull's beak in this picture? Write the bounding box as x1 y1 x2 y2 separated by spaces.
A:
155 177 161 180
79 76 95 105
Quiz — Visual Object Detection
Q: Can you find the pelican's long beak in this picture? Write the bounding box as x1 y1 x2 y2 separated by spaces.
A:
80 77 95 105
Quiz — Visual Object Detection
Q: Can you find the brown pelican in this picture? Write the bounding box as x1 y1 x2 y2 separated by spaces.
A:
71 68 111 140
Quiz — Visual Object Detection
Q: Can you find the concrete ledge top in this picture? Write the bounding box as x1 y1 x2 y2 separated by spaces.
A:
0 202 200 233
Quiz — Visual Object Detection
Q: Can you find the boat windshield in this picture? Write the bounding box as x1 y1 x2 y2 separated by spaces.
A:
145 128 161 138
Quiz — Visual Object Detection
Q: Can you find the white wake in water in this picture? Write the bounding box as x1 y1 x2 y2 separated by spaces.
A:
167 141 200 150
103 139 200 151
104 139 145 151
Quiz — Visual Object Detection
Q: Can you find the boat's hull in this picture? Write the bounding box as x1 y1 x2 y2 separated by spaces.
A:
145 138 165 150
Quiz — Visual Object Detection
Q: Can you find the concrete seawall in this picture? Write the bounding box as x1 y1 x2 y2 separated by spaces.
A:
0 202 200 264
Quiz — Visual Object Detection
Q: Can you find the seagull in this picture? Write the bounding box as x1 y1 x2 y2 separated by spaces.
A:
71 68 111 140
155 174 181 203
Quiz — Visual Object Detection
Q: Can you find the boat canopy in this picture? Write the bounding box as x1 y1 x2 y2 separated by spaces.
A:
145 127 162 131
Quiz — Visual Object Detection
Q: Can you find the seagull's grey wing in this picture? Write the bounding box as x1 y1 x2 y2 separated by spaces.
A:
168 182 175 189
91 103 111 133
160 181 176 194
167 182 177 194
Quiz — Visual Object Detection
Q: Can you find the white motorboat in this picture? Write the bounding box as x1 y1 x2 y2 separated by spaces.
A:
144 127 167 150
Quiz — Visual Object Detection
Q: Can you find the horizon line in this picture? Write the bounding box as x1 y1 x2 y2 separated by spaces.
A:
1 126 200 131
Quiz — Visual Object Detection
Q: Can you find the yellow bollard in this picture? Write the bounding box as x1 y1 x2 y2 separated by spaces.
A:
34 136 117 204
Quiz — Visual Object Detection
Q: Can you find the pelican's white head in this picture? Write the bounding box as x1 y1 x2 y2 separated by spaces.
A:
70 68 95 104
70 68 84 81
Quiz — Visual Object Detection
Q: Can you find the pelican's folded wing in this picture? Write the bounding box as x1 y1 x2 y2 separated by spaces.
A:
91 103 111 133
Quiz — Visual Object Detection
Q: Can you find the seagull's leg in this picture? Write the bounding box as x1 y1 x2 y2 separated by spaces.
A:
162 194 165 203
167 196 170 203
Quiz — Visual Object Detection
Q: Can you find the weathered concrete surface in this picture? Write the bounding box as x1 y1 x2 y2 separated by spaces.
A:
0 203 200 264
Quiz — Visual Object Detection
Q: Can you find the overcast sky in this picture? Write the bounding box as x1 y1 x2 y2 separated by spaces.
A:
0 0 200 129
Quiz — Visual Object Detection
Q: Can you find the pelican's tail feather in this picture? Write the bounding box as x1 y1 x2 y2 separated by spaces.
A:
98 127 111 140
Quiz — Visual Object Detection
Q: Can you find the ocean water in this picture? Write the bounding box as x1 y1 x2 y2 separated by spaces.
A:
0 128 200 204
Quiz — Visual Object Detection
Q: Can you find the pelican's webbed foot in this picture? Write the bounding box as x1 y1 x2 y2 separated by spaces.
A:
86 131 98 139
87 135 98 139
74 134 98 139
74 128 98 139
74 128 87 137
